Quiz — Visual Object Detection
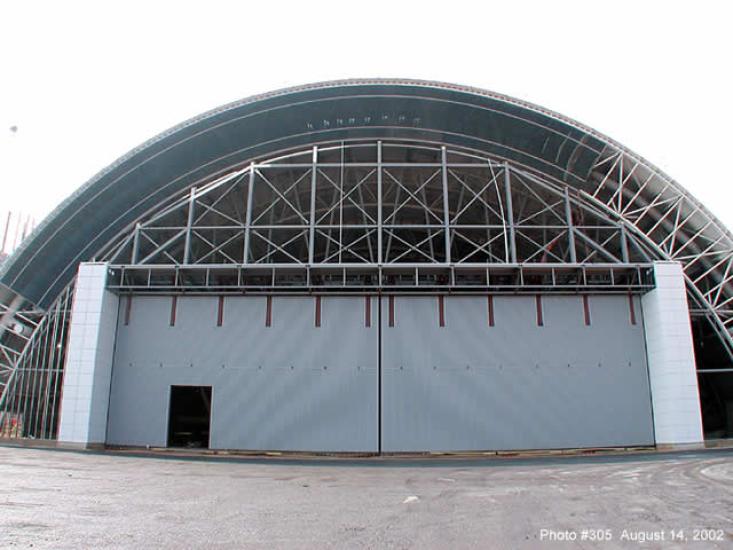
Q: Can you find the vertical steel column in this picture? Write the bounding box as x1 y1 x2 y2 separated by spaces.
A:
243 164 255 265
422 185 436 260
39 298 62 437
503 163 517 263
441 147 451 264
36 306 55 436
338 143 344 264
26 306 44 436
377 141 383 265
49 288 72 438
183 187 196 264
20 307 45 436
131 223 141 263
356 183 375 262
308 146 318 265
484 161 495 261
564 187 577 263
620 225 630 263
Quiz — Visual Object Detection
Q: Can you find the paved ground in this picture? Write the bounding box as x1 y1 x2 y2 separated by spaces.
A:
0 446 732 549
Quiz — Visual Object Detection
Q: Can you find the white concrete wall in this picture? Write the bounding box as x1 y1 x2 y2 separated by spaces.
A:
58 263 119 446
642 261 704 446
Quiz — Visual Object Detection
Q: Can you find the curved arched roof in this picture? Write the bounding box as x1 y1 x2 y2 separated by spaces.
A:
1 79 731 316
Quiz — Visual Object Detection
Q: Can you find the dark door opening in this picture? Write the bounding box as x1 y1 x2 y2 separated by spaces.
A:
167 385 212 448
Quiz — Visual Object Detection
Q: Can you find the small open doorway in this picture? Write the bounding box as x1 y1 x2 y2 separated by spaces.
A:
167 385 212 448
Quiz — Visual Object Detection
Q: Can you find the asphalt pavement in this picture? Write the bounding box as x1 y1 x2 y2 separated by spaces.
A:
1 445 731 548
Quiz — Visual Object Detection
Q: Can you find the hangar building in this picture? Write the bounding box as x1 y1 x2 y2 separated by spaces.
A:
1 80 731 453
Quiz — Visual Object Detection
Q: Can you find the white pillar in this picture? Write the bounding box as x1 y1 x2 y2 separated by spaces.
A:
58 263 119 447
642 261 704 447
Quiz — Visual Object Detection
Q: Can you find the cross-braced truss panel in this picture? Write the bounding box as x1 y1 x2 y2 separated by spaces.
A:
585 148 733 359
109 142 649 269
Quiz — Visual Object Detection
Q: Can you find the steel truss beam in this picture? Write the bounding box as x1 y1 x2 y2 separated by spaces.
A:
106 263 653 294
111 144 639 271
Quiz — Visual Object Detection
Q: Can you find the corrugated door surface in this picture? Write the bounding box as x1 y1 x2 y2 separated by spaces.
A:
107 296 378 452
380 295 654 452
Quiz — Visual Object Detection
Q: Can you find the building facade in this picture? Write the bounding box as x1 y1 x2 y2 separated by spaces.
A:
1 80 731 452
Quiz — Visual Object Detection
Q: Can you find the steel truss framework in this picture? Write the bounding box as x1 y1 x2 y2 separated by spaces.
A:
586 149 733 353
103 142 654 292
0 291 44 402
1 137 732 440
102 140 733 363
0 287 72 439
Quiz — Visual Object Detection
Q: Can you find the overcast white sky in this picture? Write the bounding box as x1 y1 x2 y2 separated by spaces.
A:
1 0 732 250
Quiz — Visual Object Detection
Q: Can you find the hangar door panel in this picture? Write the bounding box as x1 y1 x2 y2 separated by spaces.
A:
107 296 378 452
380 295 655 452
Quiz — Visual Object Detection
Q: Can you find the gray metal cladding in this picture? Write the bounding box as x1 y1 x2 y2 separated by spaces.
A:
108 293 653 452
107 296 378 451
380 295 654 452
